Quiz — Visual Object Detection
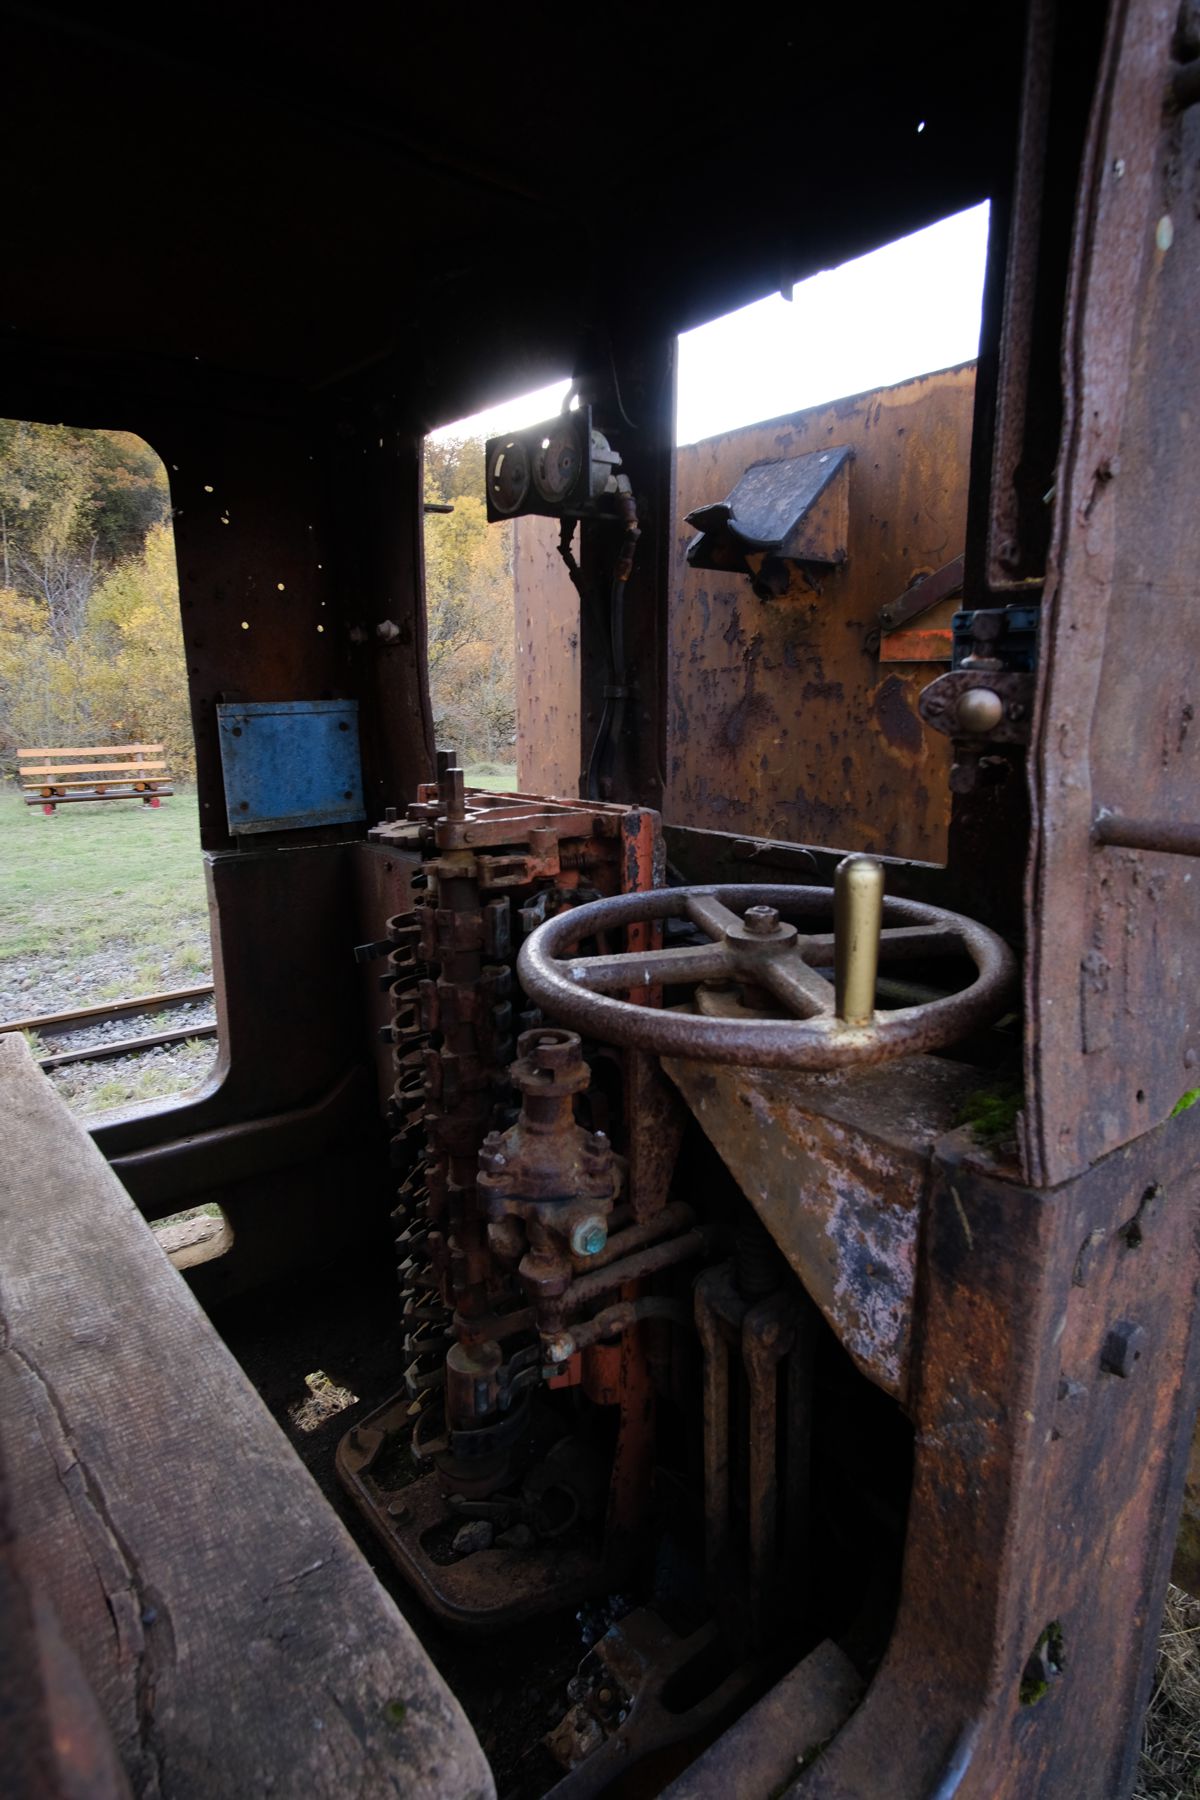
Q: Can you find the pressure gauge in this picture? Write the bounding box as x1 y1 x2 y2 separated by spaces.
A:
486 438 531 515
532 420 583 506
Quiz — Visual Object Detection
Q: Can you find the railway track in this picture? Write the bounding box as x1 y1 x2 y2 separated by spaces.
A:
0 983 218 1069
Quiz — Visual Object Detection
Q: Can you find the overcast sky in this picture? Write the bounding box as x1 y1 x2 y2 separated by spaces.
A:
430 201 990 451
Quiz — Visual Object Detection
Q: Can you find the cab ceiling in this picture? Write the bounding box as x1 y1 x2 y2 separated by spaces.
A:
1 1 1025 423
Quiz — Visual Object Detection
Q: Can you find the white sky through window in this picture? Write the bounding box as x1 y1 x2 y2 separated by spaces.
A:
430 201 990 451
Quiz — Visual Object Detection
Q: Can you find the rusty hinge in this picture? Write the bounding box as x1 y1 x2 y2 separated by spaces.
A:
879 554 965 632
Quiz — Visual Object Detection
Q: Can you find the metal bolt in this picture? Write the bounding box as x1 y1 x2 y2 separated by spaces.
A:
743 904 781 937
1100 1319 1147 1377
570 1218 608 1257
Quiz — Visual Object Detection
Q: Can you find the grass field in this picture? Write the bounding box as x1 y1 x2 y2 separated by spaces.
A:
0 787 214 1113
0 788 210 973
463 763 518 792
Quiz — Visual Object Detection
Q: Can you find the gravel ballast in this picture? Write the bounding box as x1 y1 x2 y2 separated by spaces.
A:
2 943 217 1115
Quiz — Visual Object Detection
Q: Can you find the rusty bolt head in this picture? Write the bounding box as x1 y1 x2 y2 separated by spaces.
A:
743 905 781 937
1100 1319 1147 1378
570 1218 608 1258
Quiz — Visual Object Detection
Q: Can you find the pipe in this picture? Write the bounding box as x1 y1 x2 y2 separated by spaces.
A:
1093 811 1200 857
542 1295 690 1363
561 1223 719 1317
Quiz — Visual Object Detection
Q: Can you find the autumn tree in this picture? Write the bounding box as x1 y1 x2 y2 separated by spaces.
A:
86 523 194 778
422 435 516 763
0 422 169 647
0 422 185 775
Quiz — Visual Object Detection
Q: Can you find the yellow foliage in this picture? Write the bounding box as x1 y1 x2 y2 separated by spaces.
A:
0 523 194 779
422 474 516 761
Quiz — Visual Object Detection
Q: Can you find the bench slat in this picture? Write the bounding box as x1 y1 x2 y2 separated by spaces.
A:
18 744 163 757
23 775 167 787
23 788 175 806
20 761 169 777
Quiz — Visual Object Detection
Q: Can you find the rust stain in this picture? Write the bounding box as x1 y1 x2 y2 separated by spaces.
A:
871 676 923 754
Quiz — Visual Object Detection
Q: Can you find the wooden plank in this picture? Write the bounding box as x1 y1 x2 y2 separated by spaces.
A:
23 788 175 807
23 779 165 790
0 1034 494 1799
18 744 163 757
19 761 169 777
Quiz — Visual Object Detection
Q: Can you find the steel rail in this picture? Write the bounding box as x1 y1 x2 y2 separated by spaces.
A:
1 983 215 1040
36 1022 218 1071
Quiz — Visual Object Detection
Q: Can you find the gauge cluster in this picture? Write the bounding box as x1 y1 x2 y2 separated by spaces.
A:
484 405 623 522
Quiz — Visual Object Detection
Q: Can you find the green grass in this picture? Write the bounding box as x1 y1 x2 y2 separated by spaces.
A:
72 1063 203 1112
464 762 517 794
0 787 208 964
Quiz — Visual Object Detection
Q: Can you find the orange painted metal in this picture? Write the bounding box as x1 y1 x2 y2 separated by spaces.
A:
877 626 953 664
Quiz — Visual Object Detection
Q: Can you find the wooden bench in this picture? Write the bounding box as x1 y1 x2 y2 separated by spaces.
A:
18 743 173 813
0 1032 493 1799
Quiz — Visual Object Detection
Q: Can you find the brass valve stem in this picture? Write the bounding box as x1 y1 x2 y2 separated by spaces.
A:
834 855 885 1025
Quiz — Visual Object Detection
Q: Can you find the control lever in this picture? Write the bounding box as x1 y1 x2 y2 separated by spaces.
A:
834 855 884 1026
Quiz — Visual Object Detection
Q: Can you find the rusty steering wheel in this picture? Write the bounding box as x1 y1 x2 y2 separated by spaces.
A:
516 863 1015 1071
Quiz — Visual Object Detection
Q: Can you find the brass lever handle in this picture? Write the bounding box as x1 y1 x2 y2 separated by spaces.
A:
834 855 885 1025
